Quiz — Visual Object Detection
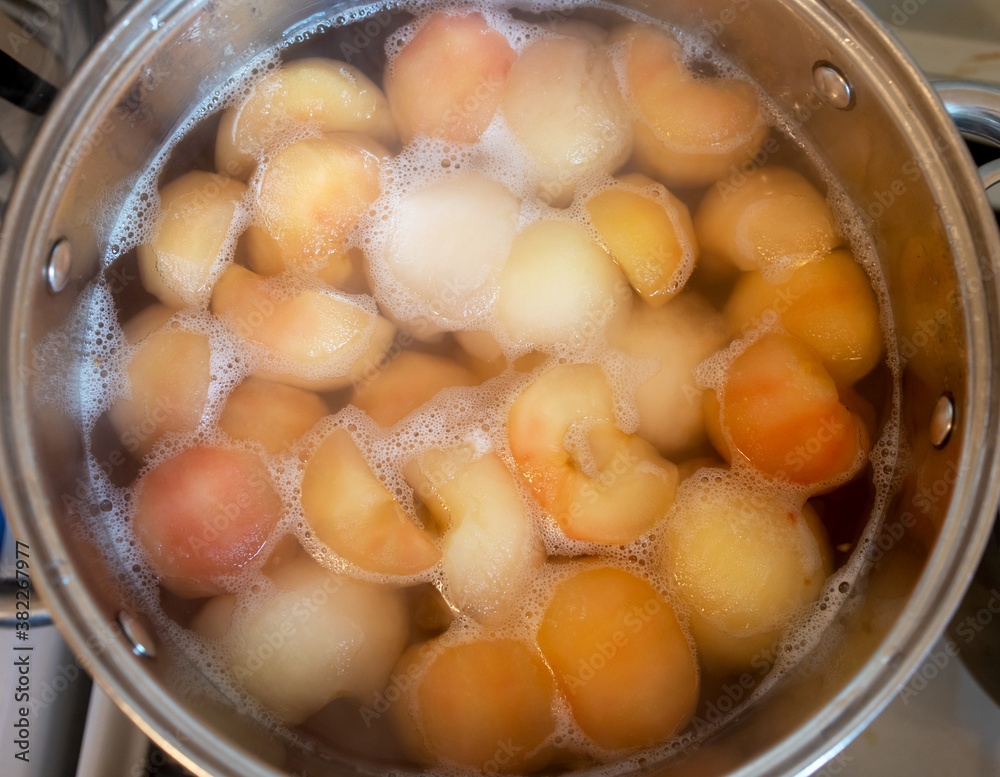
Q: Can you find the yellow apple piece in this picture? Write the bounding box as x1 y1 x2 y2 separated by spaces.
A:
661 473 833 673
256 133 387 266
137 171 247 308
380 173 520 321
108 305 211 458
392 638 556 770
694 166 839 276
720 332 870 488
242 223 365 289
301 427 440 575
191 558 409 724
385 12 516 144
502 35 631 207
352 352 477 427
613 24 768 188
403 444 543 623
132 446 283 598
586 173 697 305
725 249 883 385
538 566 698 750
218 376 328 454
216 58 398 179
495 220 628 349
211 264 395 391
609 293 728 458
508 363 678 544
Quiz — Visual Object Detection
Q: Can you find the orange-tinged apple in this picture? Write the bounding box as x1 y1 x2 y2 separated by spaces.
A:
352 352 477 427
137 171 246 308
720 332 870 488
301 427 440 575
585 173 697 305
392 638 556 770
218 377 328 454
609 293 728 459
108 305 210 458
694 166 839 276
216 57 398 179
133 446 282 597
256 133 387 265
385 12 515 144
612 24 768 188
538 566 698 750
661 473 833 673
211 264 395 391
725 249 883 385
508 363 678 543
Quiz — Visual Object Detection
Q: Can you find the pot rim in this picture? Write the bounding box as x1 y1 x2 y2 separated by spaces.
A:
1 1 999 776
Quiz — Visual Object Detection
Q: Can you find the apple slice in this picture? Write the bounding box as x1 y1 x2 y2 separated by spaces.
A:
301 427 440 575
216 58 398 180
108 305 211 459
218 377 328 454
191 558 409 724
538 566 698 750
385 12 516 144
403 444 543 623
391 638 556 770
242 222 366 289
495 220 629 350
138 171 246 308
132 446 283 598
211 264 395 391
612 24 768 188
660 472 833 673
720 332 870 488
352 352 477 427
694 166 839 276
724 249 883 385
508 362 678 544
256 133 388 266
609 293 728 458
586 173 697 305
501 35 631 206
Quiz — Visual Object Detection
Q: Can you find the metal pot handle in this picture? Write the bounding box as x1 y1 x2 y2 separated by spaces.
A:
935 81 1000 189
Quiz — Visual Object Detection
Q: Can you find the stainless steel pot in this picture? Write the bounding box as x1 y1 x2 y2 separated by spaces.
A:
2 0 1000 775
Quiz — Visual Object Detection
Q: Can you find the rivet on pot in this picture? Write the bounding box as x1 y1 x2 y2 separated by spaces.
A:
118 611 157 659
930 393 955 449
46 239 72 294
812 62 854 110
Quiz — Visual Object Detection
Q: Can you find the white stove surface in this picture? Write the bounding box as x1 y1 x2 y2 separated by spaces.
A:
835 638 1000 776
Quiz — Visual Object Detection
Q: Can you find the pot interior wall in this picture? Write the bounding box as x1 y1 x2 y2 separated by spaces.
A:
3 0 996 775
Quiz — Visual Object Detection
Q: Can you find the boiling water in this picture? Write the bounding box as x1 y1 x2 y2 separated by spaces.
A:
44 0 903 771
